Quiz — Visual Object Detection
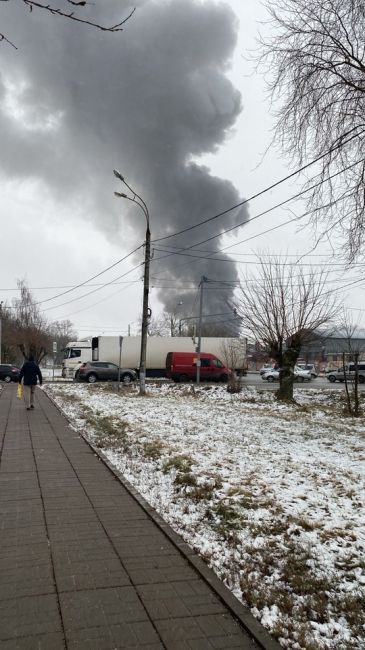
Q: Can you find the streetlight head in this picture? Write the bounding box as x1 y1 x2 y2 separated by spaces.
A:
113 169 124 181
114 191 128 199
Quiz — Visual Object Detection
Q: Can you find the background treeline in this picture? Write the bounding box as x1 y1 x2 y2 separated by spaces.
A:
1 281 77 365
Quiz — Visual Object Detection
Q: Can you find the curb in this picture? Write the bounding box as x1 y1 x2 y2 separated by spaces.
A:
45 386 282 650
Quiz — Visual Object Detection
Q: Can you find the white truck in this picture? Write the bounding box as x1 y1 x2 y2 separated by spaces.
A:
61 335 246 379
61 340 92 377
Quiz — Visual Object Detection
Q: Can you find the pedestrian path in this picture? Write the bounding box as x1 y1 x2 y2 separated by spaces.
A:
0 384 280 650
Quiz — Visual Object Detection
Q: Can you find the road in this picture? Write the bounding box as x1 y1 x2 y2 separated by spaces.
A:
243 373 363 390
39 368 362 391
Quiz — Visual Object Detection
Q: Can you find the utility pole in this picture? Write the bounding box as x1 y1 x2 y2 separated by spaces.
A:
113 170 151 396
0 301 3 364
139 227 151 394
196 276 207 384
117 336 123 391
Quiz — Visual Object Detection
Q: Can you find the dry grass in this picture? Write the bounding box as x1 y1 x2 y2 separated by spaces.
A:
174 472 198 488
162 454 194 474
142 439 165 460
46 383 365 650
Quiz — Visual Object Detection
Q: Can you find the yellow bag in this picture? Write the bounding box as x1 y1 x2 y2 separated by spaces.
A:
17 383 23 399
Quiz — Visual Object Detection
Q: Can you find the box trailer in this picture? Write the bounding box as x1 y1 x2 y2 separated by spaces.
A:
62 335 246 378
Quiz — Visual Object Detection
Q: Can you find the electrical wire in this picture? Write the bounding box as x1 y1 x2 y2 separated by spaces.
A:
54 278 140 319
40 263 143 312
36 243 144 305
152 245 364 268
6 154 363 320
149 165 363 279
151 150 364 244
6 159 361 306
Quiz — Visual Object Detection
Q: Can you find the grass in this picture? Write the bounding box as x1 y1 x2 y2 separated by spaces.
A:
142 440 165 459
174 472 198 488
47 383 364 650
162 454 194 474
188 474 223 502
210 502 244 537
79 409 130 449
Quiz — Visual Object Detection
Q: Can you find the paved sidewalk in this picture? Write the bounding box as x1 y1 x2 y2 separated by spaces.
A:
0 384 280 650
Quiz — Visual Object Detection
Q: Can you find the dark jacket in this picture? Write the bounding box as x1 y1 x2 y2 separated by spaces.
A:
19 360 43 386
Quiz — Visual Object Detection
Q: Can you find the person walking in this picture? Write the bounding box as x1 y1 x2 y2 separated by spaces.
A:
18 355 43 410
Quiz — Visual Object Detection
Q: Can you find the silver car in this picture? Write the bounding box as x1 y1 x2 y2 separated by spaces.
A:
327 364 365 384
262 366 311 382
75 362 137 384
296 363 318 378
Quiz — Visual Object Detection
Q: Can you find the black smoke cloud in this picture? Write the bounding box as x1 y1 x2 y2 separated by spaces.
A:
0 0 248 324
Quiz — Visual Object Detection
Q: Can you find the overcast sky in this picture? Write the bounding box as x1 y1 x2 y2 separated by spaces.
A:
1 0 364 339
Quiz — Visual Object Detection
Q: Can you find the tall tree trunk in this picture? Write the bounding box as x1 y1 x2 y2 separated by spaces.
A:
354 352 359 417
276 346 300 401
343 352 352 415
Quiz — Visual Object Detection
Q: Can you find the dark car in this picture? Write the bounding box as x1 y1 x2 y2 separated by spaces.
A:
75 362 137 384
0 364 20 383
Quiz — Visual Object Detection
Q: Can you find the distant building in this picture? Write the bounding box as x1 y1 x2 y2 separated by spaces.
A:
301 328 365 368
249 328 365 371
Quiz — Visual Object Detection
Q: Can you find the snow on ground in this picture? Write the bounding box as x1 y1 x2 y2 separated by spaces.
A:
44 382 365 650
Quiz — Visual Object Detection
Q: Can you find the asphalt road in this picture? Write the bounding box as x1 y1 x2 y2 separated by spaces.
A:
244 373 363 390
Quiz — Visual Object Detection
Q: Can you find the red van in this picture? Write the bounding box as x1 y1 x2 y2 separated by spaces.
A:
166 352 231 383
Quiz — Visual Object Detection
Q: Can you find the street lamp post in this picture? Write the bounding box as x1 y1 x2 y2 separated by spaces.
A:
196 276 207 384
113 170 150 395
0 301 3 364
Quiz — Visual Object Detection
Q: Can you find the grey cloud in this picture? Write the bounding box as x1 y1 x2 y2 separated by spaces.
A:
0 0 248 320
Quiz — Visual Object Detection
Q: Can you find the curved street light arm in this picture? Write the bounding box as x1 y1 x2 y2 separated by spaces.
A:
113 171 150 228
114 192 148 224
113 171 151 396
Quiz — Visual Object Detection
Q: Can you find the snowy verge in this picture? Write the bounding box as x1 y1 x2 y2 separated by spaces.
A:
44 382 365 650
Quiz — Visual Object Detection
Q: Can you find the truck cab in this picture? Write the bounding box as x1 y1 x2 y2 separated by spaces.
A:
61 341 92 378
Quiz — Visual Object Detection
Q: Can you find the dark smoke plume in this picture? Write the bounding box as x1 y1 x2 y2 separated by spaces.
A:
0 0 248 327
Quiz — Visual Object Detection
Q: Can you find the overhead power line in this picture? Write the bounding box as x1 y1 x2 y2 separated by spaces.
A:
149 160 363 278
53 278 140 320
152 148 363 244
10 154 361 317
41 263 143 312
37 244 143 305
153 246 364 269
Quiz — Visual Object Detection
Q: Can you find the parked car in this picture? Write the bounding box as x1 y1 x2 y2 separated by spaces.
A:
262 366 312 382
0 364 20 383
327 364 365 384
296 363 318 378
259 364 275 376
75 362 137 384
261 368 280 382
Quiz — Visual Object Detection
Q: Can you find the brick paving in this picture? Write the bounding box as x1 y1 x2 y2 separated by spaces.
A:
0 384 281 650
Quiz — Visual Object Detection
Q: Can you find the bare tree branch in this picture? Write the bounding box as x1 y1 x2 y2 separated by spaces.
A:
234 255 339 400
258 0 365 260
1 0 135 47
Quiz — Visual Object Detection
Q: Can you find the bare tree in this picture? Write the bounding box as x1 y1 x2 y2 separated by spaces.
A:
259 0 365 259
49 319 78 364
219 338 247 393
338 313 365 416
1 303 19 363
234 256 338 401
1 0 135 48
10 280 51 362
